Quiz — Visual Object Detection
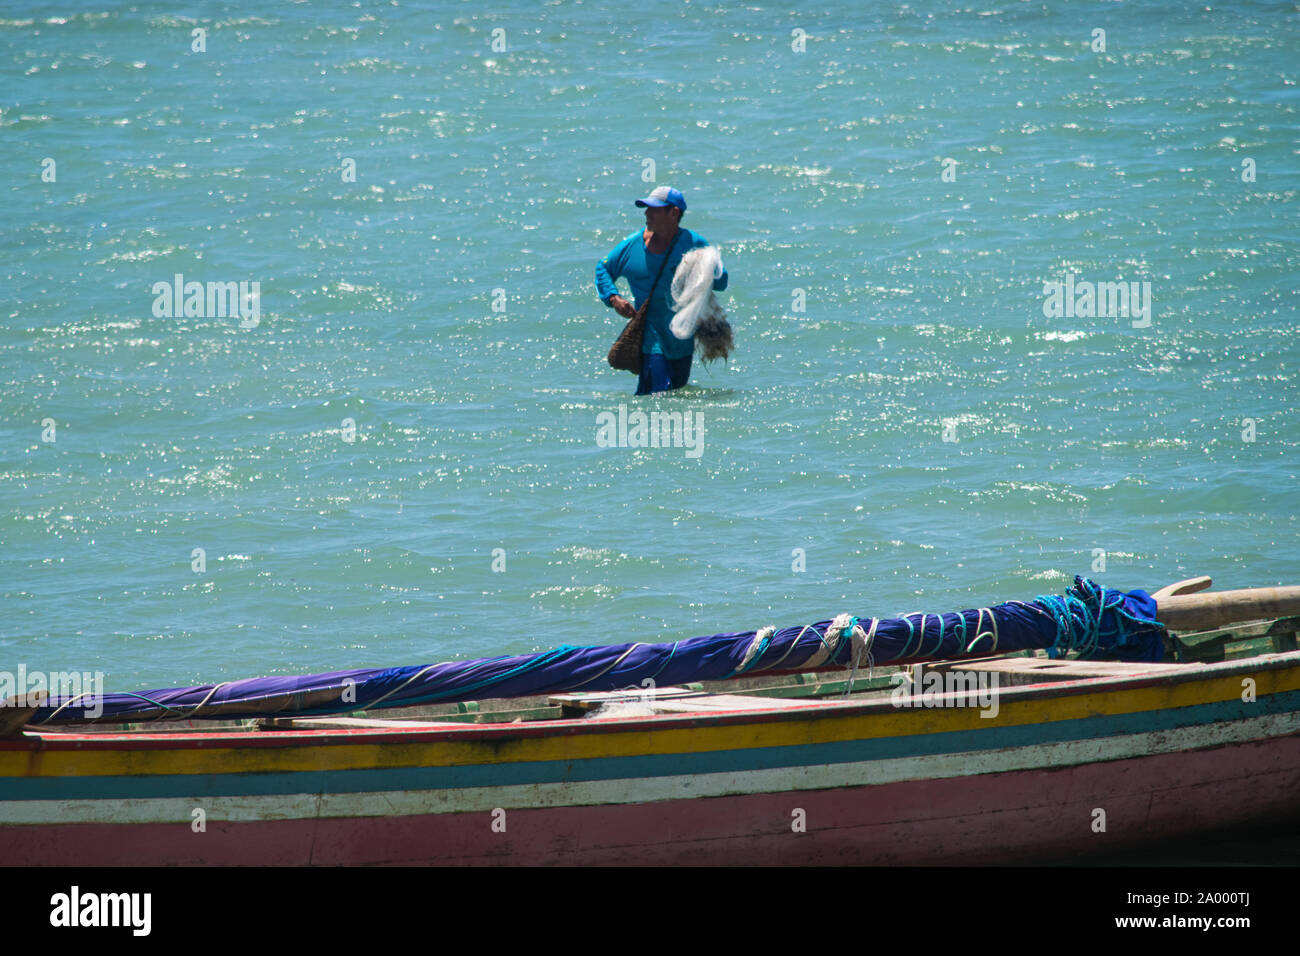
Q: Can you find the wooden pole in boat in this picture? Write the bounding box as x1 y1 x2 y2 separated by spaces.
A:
1153 577 1300 632
0 690 47 738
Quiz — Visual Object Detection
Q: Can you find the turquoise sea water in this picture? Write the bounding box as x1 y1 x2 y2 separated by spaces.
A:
1 2 1297 693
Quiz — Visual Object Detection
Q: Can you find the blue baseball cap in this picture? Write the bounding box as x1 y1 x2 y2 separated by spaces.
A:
635 186 686 212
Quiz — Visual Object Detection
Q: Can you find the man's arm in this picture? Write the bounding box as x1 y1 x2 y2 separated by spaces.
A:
595 234 634 305
596 234 639 318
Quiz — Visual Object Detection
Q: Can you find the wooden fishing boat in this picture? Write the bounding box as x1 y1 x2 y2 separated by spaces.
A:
2 577 1298 865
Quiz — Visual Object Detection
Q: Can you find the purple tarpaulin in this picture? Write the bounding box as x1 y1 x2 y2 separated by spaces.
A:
28 576 1163 724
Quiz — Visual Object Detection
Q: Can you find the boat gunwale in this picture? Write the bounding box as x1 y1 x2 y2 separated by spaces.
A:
5 649 1298 754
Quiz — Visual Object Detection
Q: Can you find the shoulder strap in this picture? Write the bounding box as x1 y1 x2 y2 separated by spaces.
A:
636 230 681 320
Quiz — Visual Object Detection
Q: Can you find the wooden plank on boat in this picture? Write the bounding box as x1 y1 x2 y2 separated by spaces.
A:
548 686 704 713
435 705 564 724
709 673 898 699
927 658 1188 679
0 691 46 738
1224 636 1279 661
562 691 818 716
1266 617 1300 652
648 694 820 713
259 717 473 731
1172 616 1300 661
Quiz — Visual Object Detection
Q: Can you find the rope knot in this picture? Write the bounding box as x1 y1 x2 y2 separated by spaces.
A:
731 625 776 676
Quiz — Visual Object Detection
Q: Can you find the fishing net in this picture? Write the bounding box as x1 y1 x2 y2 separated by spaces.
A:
670 246 732 362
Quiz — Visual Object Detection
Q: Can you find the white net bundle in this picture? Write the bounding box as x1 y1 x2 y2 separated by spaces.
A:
670 246 733 363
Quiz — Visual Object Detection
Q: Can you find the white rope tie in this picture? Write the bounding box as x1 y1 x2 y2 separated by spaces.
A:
363 664 442 710
966 607 999 653
736 626 776 673
755 625 805 672
805 613 854 668
38 692 95 724
185 681 230 719
567 643 645 689
842 617 878 696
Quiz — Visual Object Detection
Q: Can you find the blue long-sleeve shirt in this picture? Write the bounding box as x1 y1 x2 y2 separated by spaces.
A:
595 227 729 359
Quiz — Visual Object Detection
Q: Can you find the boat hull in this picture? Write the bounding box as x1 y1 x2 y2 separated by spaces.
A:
5 733 1299 866
3 652 1299 865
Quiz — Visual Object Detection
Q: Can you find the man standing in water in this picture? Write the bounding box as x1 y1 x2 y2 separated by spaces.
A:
596 187 728 395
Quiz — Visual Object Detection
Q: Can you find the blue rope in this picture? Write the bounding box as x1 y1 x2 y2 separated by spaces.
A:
646 641 681 682
1035 591 1095 658
418 646 579 701
1032 578 1160 660
900 614 919 660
